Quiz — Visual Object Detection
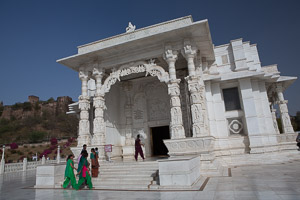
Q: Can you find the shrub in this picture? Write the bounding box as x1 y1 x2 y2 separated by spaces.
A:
10 143 18 149
23 102 32 111
50 145 56 150
11 103 23 110
55 149 62 154
24 145 28 148
32 146 36 148
17 150 24 155
29 131 47 143
34 102 40 111
43 149 52 155
50 138 57 145
10 149 17 154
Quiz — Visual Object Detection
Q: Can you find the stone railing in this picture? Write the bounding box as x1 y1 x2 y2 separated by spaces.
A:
2 159 63 174
0 145 65 175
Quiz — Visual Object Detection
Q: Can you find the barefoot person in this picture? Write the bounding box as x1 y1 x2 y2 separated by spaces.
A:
134 134 145 161
90 148 99 177
62 154 77 189
75 151 93 190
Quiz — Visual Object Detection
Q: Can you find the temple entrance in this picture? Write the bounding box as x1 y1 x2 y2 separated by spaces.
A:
151 126 170 156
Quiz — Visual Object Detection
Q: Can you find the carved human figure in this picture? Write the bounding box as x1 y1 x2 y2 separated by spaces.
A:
126 22 136 33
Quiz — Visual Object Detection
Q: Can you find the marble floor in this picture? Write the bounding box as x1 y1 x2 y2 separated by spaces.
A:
1 159 300 200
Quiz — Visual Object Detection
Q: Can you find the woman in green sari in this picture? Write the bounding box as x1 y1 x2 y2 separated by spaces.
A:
75 150 93 190
62 154 77 189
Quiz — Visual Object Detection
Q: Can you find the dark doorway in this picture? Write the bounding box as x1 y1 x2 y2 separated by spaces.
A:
151 126 170 156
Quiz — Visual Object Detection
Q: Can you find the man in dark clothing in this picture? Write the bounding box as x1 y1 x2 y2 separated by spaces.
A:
134 134 145 161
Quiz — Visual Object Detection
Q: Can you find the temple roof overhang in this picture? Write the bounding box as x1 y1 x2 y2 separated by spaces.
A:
203 64 297 91
57 16 215 71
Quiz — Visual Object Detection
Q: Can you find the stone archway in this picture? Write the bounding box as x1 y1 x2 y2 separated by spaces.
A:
91 60 170 145
100 60 170 95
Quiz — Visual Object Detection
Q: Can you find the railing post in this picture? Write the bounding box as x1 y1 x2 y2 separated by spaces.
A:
0 145 5 174
22 158 27 171
42 155 46 165
57 146 61 164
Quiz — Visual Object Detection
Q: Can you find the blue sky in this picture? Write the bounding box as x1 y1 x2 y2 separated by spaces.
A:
0 0 299 115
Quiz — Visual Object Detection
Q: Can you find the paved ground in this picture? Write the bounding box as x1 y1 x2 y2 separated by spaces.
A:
1 159 300 200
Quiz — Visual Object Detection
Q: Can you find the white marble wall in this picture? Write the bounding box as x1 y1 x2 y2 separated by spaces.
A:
213 38 262 74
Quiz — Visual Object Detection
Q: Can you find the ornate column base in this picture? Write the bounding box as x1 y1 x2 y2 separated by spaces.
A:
163 136 215 156
122 146 135 161
91 134 106 146
77 134 91 147
170 125 186 139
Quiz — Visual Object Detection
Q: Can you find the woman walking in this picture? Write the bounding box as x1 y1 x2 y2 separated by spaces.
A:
62 154 77 189
90 148 99 177
75 151 93 190
134 134 145 161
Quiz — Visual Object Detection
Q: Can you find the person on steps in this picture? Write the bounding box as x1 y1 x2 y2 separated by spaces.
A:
134 134 145 161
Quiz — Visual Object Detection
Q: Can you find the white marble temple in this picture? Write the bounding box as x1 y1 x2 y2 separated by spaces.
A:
57 15 298 188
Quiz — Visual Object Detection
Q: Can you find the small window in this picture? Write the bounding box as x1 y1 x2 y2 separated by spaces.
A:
223 87 241 111
221 55 229 64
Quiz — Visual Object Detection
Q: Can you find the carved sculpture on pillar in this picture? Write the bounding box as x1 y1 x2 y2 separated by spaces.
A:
164 47 185 139
78 68 91 146
276 84 294 133
182 41 209 137
92 67 106 146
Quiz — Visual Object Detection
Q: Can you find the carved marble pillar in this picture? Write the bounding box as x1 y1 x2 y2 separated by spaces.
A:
164 47 185 139
92 68 106 146
182 42 209 137
122 82 134 145
271 105 280 134
78 69 91 146
168 80 186 139
276 84 294 133
186 77 209 137
92 96 106 145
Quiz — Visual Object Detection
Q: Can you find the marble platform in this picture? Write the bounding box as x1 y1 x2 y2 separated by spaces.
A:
1 153 300 200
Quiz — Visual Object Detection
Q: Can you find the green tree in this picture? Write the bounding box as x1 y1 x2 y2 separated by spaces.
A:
23 102 32 111
47 97 55 103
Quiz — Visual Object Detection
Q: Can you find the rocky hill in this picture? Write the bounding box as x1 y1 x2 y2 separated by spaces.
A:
0 96 78 145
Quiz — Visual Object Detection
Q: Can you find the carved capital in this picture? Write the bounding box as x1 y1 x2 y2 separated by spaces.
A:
79 69 89 81
182 43 197 59
93 67 104 78
163 48 178 63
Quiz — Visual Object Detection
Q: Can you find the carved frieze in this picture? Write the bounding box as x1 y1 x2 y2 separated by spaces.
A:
163 136 215 156
100 60 170 95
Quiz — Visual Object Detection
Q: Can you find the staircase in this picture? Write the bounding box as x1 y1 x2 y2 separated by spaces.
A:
92 161 159 190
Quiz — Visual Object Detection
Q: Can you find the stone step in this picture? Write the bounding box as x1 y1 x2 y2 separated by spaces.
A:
93 183 150 190
100 165 158 169
99 163 158 168
98 174 153 179
92 179 152 185
99 168 157 173
98 172 155 177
